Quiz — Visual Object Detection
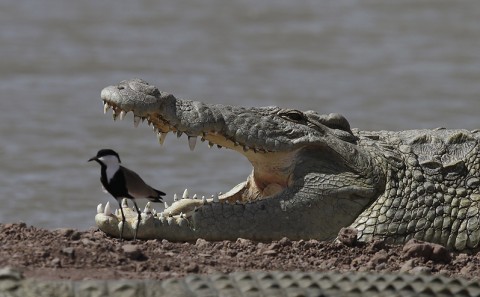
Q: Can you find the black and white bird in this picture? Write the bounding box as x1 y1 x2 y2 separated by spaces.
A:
88 149 165 240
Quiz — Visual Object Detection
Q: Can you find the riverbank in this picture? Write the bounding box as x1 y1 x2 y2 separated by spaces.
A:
1 223 479 281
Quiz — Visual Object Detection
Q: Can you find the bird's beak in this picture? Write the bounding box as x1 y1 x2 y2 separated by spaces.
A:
88 156 98 162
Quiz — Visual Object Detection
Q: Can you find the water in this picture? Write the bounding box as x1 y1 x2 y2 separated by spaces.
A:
1 0 479 230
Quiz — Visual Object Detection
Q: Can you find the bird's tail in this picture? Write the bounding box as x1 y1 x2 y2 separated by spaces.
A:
147 189 166 202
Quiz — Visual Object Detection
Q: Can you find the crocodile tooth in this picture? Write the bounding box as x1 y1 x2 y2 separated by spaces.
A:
182 189 189 199
144 202 152 214
103 102 110 114
159 212 165 219
104 201 112 215
121 198 129 208
97 203 103 214
157 132 168 146
152 208 157 215
192 194 197 199
202 196 206 203
212 194 219 203
164 201 169 209
173 193 178 201
115 209 121 216
188 136 197 151
134 116 141 128
167 217 173 225
119 110 126 120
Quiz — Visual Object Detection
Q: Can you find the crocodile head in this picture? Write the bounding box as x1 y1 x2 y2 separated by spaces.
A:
95 78 385 241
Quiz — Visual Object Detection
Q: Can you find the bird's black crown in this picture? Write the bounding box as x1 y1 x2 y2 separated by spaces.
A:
95 149 121 163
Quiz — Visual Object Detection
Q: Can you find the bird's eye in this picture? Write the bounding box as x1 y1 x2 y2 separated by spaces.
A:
279 110 307 123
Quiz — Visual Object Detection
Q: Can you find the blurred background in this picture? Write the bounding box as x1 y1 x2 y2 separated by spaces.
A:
0 0 479 229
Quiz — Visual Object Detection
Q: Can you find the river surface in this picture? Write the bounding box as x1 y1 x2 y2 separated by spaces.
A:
1 0 479 230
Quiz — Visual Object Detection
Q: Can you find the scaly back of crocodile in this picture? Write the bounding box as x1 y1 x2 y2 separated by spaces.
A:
352 128 480 250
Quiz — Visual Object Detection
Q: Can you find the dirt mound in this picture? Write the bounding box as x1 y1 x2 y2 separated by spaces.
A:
1 223 479 280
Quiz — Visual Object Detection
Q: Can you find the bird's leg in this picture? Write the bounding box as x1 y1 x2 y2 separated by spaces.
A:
132 200 141 241
117 199 126 240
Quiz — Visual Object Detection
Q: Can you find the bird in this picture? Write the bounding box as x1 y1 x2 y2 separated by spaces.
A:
88 149 165 240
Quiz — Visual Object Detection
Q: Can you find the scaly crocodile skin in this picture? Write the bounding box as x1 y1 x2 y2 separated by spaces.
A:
1 268 479 297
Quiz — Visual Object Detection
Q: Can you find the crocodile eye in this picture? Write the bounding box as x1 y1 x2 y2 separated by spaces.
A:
279 110 307 123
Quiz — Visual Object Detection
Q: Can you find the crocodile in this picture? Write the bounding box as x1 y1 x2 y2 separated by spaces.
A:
2 267 480 297
95 78 480 251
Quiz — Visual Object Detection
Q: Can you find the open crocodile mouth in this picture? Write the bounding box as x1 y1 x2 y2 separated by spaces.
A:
97 98 299 220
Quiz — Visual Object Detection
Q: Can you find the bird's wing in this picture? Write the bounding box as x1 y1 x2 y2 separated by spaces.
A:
120 166 160 199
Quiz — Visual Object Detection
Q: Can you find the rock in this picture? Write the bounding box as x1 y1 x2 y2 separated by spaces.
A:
61 247 75 258
368 250 388 267
70 231 82 241
262 250 278 256
337 227 358 246
402 239 451 263
400 259 416 273
459 263 478 278
268 242 280 250
366 239 386 253
51 258 61 267
81 238 95 246
122 244 147 261
3 222 27 229
277 237 292 247
195 238 209 248
409 266 432 275
185 263 199 273
236 238 254 245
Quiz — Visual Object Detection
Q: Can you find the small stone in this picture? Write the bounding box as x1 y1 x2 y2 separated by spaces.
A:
277 237 292 247
268 242 280 250
81 239 95 246
399 259 416 273
61 247 75 258
370 250 388 266
402 239 451 263
51 258 61 267
195 238 209 248
185 263 199 273
459 263 477 277
409 266 432 275
337 227 358 247
366 239 386 253
122 244 147 261
262 250 277 256
236 238 254 246
70 231 82 241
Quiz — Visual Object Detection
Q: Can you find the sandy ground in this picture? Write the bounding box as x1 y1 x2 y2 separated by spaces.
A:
1 223 480 281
